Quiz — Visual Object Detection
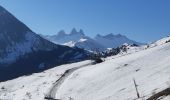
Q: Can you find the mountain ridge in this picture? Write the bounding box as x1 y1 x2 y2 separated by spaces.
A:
41 29 142 51
0 6 88 81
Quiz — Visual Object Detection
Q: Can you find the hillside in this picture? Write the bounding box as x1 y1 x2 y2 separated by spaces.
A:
56 37 170 100
0 6 88 81
0 37 170 100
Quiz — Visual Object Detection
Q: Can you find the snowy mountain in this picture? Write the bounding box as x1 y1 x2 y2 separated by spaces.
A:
0 6 88 81
0 36 170 100
42 28 106 51
44 28 85 44
55 37 170 100
42 29 141 51
149 36 170 48
95 33 141 48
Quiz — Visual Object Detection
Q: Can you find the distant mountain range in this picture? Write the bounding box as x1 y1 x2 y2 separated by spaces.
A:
41 28 106 51
41 29 142 51
0 5 141 81
0 6 88 81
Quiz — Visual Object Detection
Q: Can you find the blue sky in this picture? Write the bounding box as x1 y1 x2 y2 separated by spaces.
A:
0 0 170 43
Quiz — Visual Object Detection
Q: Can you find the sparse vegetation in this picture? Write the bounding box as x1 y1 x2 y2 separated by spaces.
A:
147 88 170 100
26 92 32 99
104 47 121 57
166 40 170 43
90 48 104 64
1 86 5 90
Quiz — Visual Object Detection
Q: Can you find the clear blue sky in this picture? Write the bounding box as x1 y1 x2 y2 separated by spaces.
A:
0 0 170 43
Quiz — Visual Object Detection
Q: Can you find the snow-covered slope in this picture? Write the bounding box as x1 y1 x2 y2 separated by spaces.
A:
95 33 141 48
42 28 106 51
54 38 170 100
1 37 170 100
149 36 170 47
0 60 92 100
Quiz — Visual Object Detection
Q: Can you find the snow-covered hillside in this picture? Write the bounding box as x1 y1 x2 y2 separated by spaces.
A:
56 37 170 100
0 60 92 100
149 36 170 48
0 36 170 100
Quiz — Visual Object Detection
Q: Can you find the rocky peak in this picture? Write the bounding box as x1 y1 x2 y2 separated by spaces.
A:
57 30 66 37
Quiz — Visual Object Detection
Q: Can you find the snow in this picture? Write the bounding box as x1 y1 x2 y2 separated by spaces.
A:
1 37 170 100
56 42 170 100
149 36 170 47
46 34 106 51
161 96 170 100
63 41 76 47
0 60 92 100
79 38 87 42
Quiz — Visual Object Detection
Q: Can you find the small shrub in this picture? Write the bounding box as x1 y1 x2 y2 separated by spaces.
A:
1 86 5 90
166 40 170 43
26 92 32 99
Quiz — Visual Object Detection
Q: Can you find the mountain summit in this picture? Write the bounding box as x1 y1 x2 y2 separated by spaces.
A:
0 6 55 64
0 6 88 81
94 33 141 48
42 28 106 51
42 30 141 51
0 6 31 34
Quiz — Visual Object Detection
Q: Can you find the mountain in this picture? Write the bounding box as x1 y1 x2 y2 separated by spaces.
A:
42 28 106 51
0 6 88 81
44 28 85 44
42 29 141 52
94 33 141 48
54 36 170 100
1 36 170 100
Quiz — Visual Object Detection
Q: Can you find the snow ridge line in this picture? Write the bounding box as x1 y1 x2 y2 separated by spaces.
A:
45 61 94 100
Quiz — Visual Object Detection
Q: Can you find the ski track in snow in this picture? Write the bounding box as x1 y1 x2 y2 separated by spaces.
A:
46 62 94 99
0 60 92 100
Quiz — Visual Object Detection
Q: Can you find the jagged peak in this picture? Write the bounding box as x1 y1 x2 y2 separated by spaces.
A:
69 28 85 36
57 30 66 36
70 28 78 35
95 34 102 38
79 29 85 36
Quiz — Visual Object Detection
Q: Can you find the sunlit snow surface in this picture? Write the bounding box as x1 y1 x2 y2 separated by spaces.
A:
56 42 170 100
0 36 170 100
0 61 91 100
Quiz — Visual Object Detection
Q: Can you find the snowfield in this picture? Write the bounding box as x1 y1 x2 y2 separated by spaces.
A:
0 37 170 100
0 60 92 100
56 39 170 100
